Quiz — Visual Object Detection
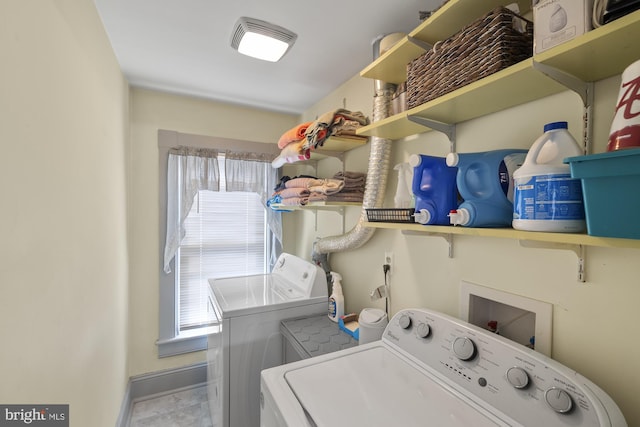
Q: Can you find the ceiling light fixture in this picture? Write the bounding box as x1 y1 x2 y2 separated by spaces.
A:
230 17 297 62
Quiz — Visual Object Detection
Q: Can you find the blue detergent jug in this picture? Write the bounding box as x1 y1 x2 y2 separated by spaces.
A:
446 149 527 227
408 154 458 225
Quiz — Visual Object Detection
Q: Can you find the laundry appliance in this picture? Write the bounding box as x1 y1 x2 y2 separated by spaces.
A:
261 307 626 427
207 252 328 427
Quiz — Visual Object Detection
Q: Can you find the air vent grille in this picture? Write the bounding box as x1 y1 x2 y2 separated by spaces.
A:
230 17 297 49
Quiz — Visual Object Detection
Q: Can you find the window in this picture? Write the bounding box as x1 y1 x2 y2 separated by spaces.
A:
177 158 268 333
157 130 281 357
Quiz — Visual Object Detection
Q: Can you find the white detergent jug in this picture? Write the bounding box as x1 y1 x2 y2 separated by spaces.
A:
513 121 586 232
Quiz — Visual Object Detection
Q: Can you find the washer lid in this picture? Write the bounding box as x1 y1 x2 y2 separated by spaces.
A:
283 346 506 427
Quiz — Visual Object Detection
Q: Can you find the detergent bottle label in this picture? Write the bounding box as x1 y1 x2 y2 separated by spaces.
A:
328 298 336 318
514 174 585 221
500 153 526 202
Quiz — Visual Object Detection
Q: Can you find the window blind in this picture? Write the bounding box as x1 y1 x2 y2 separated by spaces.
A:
177 157 267 331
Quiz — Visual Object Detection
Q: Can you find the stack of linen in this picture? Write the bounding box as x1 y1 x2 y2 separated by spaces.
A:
272 108 369 168
268 176 345 208
308 171 366 203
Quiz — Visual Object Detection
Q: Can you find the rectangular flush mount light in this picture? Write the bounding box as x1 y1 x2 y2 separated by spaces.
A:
231 17 297 62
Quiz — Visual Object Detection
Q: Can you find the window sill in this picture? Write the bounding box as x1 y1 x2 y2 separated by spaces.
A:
156 325 220 358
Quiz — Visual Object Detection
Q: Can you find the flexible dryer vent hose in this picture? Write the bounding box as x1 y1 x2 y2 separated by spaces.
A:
312 85 394 270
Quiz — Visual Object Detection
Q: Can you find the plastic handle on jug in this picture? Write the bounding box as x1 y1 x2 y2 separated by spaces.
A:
526 133 555 166
526 121 569 166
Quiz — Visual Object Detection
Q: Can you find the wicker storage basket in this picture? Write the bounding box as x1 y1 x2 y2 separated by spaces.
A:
406 6 533 109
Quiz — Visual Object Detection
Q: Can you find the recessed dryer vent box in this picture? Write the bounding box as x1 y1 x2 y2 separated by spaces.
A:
459 280 553 356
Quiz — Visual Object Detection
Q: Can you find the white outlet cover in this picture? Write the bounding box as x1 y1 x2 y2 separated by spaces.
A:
459 280 552 356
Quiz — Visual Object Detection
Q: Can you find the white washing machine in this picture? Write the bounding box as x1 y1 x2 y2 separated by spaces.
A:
207 253 328 427
261 307 626 427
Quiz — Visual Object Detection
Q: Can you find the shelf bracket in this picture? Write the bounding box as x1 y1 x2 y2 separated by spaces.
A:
407 36 433 52
532 60 590 106
407 115 456 152
519 240 586 282
532 60 594 154
402 230 454 258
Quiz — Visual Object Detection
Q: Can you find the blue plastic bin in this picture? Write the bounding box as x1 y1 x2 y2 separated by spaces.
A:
565 148 640 239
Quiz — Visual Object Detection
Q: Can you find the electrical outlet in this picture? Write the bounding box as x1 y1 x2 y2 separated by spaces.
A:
384 251 393 273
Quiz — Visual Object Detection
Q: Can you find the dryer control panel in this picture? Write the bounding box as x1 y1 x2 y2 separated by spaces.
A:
271 253 327 299
382 308 626 426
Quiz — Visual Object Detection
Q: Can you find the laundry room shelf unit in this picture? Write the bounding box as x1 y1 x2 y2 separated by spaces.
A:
279 135 367 220
364 221 640 250
277 134 366 233
364 221 640 282
356 0 640 281
360 0 532 85
356 4 640 140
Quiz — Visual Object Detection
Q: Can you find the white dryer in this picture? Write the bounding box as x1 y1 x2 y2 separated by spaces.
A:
207 253 327 427
261 307 626 427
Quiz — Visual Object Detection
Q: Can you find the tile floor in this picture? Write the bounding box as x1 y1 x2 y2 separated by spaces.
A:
128 385 213 427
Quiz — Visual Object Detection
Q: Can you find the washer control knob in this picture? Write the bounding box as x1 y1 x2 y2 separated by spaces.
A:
398 314 412 330
545 387 573 413
506 367 530 389
452 336 476 361
416 322 431 338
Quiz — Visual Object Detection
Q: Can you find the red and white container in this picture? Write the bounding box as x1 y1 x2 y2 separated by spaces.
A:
608 59 640 151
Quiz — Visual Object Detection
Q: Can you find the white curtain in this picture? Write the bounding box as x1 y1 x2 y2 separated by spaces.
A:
163 147 282 274
163 146 220 273
225 151 283 266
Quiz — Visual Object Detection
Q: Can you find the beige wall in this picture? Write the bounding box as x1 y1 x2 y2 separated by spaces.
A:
294 74 640 425
128 88 298 376
0 1 129 426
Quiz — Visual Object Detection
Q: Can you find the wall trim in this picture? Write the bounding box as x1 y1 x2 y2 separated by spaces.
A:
117 362 208 427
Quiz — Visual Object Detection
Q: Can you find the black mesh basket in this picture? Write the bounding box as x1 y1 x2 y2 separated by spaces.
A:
366 208 415 223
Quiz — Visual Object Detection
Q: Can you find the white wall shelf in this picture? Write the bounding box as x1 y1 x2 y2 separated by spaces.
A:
356 5 640 141
271 202 361 212
364 221 640 250
364 221 640 282
354 1 640 281
309 136 368 160
360 0 531 84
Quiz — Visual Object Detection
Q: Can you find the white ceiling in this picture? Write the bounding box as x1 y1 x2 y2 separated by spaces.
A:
93 0 445 114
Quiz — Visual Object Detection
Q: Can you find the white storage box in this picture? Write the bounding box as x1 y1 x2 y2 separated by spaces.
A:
533 0 593 54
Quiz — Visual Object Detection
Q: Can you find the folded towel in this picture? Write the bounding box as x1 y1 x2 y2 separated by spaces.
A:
277 122 312 149
341 178 366 188
308 192 364 203
307 178 345 195
278 196 308 206
303 109 369 150
332 171 366 189
275 187 310 199
330 119 366 137
285 177 317 189
272 140 310 168
334 171 367 179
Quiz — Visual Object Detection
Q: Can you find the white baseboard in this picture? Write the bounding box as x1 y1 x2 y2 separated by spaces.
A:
117 362 207 427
